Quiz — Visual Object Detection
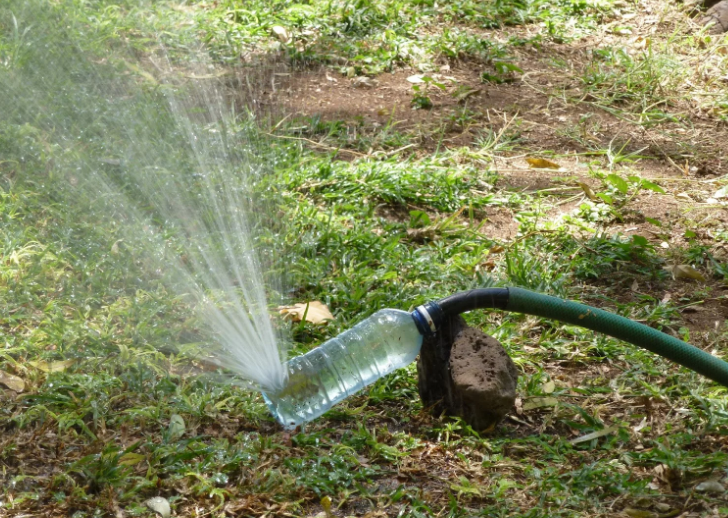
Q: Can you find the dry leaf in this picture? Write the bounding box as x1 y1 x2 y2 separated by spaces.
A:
278 301 334 324
352 76 377 88
407 74 425 83
713 185 728 199
577 182 598 201
452 85 480 102
0 369 24 392
665 265 706 282
110 239 122 255
526 157 561 169
695 480 725 493
168 414 186 442
145 497 171 518
623 509 656 518
271 25 291 43
28 359 75 373
542 380 555 394
119 452 146 466
569 424 619 445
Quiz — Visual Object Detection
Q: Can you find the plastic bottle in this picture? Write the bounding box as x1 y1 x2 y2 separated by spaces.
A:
262 309 424 429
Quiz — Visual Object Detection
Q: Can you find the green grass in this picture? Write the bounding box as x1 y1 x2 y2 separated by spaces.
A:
3 0 728 517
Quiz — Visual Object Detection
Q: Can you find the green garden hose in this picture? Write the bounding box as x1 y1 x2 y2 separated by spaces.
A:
413 287 728 387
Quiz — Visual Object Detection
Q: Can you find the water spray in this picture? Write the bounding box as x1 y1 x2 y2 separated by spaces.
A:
263 287 728 429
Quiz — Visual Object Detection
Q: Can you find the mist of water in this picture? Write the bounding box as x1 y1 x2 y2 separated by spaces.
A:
1 3 289 391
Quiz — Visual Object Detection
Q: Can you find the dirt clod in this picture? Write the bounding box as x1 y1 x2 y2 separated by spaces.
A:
417 316 518 431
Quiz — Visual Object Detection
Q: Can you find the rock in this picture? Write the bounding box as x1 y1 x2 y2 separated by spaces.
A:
417 316 518 431
701 0 728 34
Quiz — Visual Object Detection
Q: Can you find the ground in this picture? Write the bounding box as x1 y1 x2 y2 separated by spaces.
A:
1 0 728 517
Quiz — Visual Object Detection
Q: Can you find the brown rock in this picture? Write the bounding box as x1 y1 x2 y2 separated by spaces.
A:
701 0 728 34
417 316 518 431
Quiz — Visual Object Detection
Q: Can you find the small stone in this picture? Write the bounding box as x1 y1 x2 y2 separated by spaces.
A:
701 0 728 34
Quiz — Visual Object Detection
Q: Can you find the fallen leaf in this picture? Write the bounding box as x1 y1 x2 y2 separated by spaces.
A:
569 424 619 445
526 157 561 169
633 417 648 432
695 480 725 493
665 264 706 282
407 74 425 83
713 185 728 199
146 497 171 518
522 396 558 411
577 182 598 201
0 369 24 392
352 76 377 88
278 301 334 324
110 239 123 255
28 359 75 373
271 25 291 43
623 509 656 518
542 380 556 394
119 453 146 466
406 227 437 242
168 414 185 442
452 85 480 102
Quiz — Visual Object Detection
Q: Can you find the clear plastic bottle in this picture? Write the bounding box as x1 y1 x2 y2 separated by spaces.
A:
262 309 423 429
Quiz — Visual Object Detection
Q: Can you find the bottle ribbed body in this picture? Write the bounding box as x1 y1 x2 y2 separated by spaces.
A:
262 309 423 429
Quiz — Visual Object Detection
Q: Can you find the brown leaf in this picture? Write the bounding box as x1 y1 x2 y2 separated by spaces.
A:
526 157 561 169
665 265 706 282
271 25 291 44
278 301 334 325
577 182 598 201
0 369 25 392
569 424 619 445
28 359 75 373
542 380 555 394
119 453 146 466
623 509 656 518
145 497 171 518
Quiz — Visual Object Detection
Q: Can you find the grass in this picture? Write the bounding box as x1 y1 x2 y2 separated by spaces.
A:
2 0 728 517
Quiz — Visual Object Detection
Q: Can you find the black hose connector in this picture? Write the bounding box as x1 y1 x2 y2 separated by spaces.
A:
412 288 510 336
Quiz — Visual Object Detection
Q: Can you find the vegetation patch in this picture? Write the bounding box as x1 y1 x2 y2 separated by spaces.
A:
2 0 728 517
